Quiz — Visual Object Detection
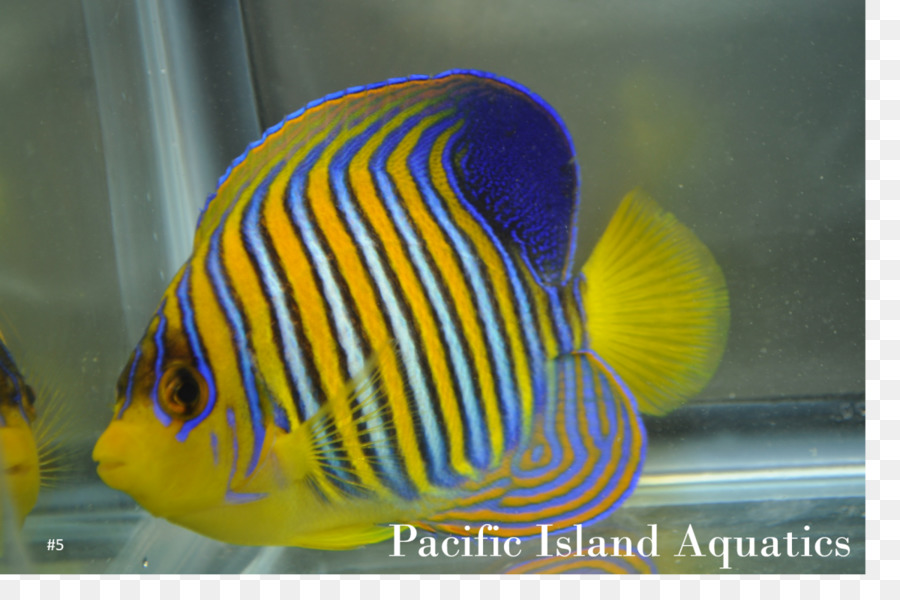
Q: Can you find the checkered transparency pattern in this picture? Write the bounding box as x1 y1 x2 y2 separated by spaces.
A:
868 0 900 598
2 1 891 599
0 572 895 598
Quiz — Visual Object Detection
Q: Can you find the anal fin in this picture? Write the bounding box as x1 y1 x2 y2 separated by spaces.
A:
288 522 395 550
418 351 645 538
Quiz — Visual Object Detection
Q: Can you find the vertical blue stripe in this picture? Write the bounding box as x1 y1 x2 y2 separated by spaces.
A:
285 132 370 488
210 431 219 465
149 310 173 428
544 286 575 355
439 124 550 422
224 407 267 504
286 138 367 377
117 350 141 419
585 351 646 519
370 110 490 470
174 266 219 442
508 356 583 496
408 116 520 450
206 211 265 476
510 357 563 481
330 114 450 488
571 274 590 349
242 164 319 424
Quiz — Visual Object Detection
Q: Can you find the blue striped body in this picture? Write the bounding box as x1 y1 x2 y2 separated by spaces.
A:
96 71 646 547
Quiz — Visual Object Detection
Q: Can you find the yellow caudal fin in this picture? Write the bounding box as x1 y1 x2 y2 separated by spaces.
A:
581 190 729 415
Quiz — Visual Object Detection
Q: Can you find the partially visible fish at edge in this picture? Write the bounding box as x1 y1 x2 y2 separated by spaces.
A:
93 70 729 549
0 330 39 533
1 326 67 546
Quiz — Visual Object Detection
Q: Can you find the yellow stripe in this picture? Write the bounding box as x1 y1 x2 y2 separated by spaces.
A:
527 275 559 364
347 105 475 480
191 102 336 438
419 122 509 460
305 106 425 493
502 359 593 502
568 355 642 522
438 358 579 507
262 114 344 428
177 256 244 468
219 200 286 420
425 354 642 536
427 128 539 451
197 93 357 244
487 363 635 531
386 116 499 468
194 79 462 495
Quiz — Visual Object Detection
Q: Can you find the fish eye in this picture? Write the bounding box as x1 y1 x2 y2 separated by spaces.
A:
24 385 35 406
23 385 37 421
0 375 13 402
159 364 206 419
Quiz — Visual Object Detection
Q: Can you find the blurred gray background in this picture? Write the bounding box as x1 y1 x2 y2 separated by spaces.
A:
240 0 865 404
0 0 863 426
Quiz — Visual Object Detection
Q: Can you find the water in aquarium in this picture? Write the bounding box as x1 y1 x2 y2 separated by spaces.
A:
0 0 863 575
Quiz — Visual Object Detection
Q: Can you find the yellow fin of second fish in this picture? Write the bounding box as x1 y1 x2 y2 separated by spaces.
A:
581 190 729 415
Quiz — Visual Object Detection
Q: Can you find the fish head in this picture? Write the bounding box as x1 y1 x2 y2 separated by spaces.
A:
92 284 404 546
92 288 241 521
0 356 40 526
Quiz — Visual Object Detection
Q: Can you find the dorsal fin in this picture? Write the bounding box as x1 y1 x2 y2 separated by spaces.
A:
195 70 579 284
441 72 580 283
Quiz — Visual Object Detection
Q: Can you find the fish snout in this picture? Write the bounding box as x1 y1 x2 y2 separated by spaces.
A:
92 423 132 481
0 426 38 478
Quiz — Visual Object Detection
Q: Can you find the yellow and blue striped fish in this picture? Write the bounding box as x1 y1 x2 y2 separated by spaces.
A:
93 70 728 549
502 549 657 575
1 331 40 531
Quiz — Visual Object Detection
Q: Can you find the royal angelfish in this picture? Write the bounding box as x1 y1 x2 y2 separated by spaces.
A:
0 331 40 531
93 70 728 549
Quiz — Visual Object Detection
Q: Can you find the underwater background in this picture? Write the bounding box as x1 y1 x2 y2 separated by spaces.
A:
0 0 862 574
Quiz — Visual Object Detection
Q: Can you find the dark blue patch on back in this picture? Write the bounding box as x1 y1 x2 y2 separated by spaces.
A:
202 69 579 284
445 73 580 284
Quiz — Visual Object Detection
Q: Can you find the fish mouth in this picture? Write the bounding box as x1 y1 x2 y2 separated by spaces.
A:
92 424 132 484
95 459 133 493
95 460 127 479
3 462 32 477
